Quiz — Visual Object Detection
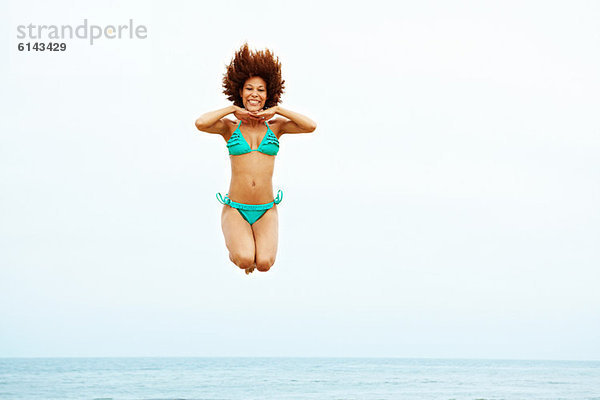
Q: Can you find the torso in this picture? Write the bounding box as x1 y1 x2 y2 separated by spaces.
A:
222 119 283 204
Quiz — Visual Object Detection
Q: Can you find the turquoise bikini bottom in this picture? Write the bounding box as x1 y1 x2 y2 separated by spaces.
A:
216 189 283 225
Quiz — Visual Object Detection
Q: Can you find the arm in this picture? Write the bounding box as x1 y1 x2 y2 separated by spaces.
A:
194 105 235 135
276 107 317 134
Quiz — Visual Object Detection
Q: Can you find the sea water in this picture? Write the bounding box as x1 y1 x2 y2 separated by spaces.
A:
0 357 598 400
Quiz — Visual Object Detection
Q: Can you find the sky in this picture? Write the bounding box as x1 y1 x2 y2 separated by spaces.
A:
1 0 599 360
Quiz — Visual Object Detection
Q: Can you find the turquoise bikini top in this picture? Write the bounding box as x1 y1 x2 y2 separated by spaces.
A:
227 120 279 156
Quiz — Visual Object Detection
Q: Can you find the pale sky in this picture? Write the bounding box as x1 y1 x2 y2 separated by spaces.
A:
1 0 599 360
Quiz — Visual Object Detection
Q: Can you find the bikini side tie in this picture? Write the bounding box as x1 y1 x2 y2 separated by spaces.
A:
216 192 231 205
274 189 283 204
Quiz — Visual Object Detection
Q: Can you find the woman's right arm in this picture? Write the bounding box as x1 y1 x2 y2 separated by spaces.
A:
195 106 236 135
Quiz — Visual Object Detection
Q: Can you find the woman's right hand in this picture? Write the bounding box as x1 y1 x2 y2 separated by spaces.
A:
233 106 261 123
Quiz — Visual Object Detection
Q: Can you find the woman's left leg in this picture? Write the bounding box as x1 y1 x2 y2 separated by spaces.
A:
251 205 279 272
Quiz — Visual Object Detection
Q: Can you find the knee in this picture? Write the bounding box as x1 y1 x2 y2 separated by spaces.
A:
255 256 275 272
230 252 254 270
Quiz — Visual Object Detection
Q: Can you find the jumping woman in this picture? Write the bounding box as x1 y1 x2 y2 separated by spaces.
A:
195 44 316 274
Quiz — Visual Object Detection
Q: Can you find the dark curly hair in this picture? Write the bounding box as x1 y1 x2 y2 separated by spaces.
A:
222 43 285 109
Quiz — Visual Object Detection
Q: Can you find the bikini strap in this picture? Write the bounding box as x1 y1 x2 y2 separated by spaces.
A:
218 190 282 206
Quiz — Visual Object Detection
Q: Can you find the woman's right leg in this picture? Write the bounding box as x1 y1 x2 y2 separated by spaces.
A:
221 205 256 271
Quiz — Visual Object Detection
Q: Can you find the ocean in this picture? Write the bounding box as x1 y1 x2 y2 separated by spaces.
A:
0 357 598 400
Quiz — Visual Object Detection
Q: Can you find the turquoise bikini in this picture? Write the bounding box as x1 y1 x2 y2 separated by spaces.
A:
216 190 283 225
216 120 283 225
226 120 279 156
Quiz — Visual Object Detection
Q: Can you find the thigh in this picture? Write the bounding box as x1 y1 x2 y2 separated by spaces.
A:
251 205 279 261
221 205 255 259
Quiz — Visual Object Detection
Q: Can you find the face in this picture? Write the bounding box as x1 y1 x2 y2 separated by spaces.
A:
240 76 267 111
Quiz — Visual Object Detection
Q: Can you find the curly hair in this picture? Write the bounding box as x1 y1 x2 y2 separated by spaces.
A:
222 43 285 109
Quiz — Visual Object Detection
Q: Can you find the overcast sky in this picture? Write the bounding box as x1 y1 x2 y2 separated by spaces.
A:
1 0 599 360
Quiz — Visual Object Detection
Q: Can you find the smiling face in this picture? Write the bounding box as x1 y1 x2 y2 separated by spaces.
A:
240 76 267 111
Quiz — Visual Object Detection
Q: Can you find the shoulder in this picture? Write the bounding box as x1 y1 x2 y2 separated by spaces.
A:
267 117 287 138
221 118 240 141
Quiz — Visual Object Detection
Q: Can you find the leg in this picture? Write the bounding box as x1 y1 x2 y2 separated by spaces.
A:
221 205 255 271
251 205 279 272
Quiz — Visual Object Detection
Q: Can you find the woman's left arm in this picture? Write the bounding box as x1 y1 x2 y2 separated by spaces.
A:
254 106 317 134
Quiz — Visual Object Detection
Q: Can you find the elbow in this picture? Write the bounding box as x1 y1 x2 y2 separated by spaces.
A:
307 122 317 133
195 118 205 131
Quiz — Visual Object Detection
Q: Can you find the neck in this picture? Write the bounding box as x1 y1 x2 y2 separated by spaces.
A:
243 119 264 128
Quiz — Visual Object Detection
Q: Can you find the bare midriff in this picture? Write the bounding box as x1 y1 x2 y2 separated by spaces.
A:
227 153 276 204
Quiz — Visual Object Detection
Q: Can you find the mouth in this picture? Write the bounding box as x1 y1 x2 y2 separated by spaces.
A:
247 99 261 106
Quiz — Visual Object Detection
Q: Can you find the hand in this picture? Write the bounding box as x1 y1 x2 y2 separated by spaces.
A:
252 106 278 121
233 106 262 123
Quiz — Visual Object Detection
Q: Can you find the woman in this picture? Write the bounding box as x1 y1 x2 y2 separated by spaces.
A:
195 44 316 274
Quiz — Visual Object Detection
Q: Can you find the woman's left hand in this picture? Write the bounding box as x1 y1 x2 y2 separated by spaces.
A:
252 106 278 121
